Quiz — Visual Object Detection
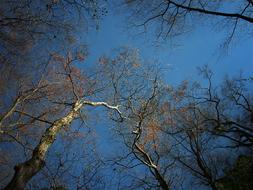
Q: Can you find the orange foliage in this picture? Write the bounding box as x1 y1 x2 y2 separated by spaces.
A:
160 102 170 114
173 80 188 102
163 117 174 125
142 120 161 149
52 53 65 63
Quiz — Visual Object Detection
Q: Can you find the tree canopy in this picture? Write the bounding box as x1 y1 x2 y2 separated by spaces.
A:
0 1 252 190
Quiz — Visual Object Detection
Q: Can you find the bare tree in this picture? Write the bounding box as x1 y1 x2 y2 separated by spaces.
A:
121 0 253 44
160 66 253 189
96 48 178 189
0 49 123 189
186 66 253 148
0 0 104 56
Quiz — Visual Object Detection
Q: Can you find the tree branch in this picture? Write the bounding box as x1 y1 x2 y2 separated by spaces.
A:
167 0 253 23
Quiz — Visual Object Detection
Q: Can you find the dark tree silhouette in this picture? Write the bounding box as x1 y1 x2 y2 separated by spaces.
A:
122 0 253 44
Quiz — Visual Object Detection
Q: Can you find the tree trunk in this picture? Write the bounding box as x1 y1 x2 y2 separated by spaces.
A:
154 168 170 190
5 100 83 190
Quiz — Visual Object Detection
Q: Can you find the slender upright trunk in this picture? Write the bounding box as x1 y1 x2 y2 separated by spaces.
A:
5 100 83 190
154 169 170 190
134 144 170 190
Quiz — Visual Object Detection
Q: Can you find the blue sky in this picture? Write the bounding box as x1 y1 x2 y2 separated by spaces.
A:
85 11 253 86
